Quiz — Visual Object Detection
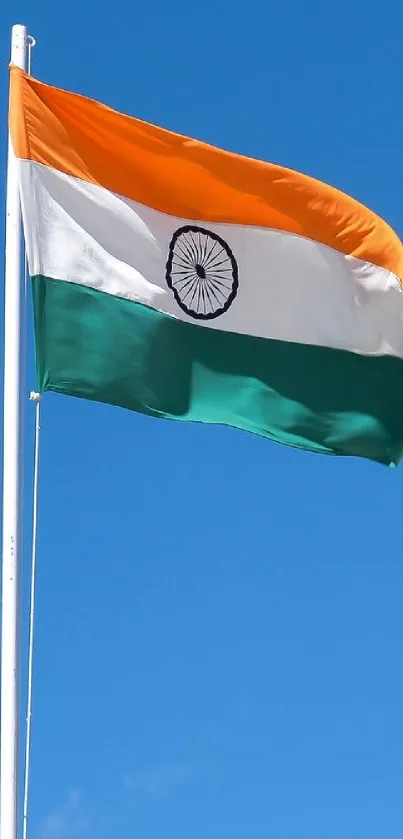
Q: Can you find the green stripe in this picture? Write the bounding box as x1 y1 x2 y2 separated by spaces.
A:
32 275 403 465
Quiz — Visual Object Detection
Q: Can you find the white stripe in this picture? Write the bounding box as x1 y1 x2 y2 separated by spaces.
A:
18 160 403 358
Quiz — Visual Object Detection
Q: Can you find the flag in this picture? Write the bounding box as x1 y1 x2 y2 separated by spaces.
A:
10 66 403 464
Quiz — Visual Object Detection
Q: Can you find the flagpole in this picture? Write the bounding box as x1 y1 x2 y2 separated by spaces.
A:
1 24 28 839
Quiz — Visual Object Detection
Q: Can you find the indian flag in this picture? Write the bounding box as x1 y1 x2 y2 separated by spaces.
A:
10 66 403 465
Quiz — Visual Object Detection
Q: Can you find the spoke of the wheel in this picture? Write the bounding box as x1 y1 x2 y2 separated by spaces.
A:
204 239 219 266
196 279 202 312
176 238 195 264
175 273 195 291
188 232 200 264
206 256 231 271
202 281 209 314
208 270 233 283
206 281 223 307
181 275 199 301
205 282 218 311
175 276 196 296
171 268 195 277
195 231 202 265
188 279 199 309
201 234 210 264
172 255 193 270
207 274 233 289
204 243 223 269
207 278 226 297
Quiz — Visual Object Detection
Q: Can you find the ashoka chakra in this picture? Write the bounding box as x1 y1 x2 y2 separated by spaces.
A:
165 225 238 320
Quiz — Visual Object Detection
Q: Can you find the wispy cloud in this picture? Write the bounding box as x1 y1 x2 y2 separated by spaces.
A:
124 762 191 798
41 789 87 839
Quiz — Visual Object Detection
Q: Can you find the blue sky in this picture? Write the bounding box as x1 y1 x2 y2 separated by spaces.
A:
1 1 403 838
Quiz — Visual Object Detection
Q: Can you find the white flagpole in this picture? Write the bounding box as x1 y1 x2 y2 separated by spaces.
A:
1 24 28 839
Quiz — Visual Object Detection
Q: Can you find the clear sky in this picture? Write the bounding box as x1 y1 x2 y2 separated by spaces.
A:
1 2 403 838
